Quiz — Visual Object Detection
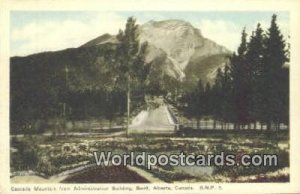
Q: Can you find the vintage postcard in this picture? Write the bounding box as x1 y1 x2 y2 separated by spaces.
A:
1 0 300 193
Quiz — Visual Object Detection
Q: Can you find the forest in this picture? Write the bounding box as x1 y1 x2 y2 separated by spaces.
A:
180 15 289 130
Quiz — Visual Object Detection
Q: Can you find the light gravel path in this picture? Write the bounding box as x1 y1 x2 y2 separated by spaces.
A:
127 166 164 183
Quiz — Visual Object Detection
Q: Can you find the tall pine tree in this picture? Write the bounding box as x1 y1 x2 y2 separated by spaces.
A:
115 17 148 135
229 28 250 129
246 23 265 129
263 14 288 130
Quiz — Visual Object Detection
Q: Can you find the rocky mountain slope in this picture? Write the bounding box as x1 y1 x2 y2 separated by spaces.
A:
10 19 233 127
11 19 232 96
82 19 231 86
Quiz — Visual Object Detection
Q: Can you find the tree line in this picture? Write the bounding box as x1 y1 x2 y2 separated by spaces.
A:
181 15 289 130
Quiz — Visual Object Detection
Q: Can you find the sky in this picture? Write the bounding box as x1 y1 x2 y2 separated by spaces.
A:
10 11 289 57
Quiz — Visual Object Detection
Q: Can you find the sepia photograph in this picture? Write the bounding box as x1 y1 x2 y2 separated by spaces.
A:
1 0 300 193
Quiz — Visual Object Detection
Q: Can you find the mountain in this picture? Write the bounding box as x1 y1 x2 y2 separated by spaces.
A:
81 33 118 47
11 19 232 97
10 19 232 128
81 19 231 86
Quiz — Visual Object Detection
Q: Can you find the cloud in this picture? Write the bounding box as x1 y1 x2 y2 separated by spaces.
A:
11 12 126 56
196 18 289 52
196 19 241 52
11 12 290 56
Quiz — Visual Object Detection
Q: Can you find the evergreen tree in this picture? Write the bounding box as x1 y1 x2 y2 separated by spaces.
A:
212 68 224 128
115 17 148 135
202 82 212 129
221 65 234 128
203 82 212 116
210 65 234 129
263 14 288 130
229 28 250 129
196 79 205 128
246 23 265 129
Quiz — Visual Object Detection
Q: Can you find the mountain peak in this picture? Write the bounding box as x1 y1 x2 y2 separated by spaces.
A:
138 19 229 79
81 33 118 48
80 19 230 83
141 19 202 38
145 19 195 28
